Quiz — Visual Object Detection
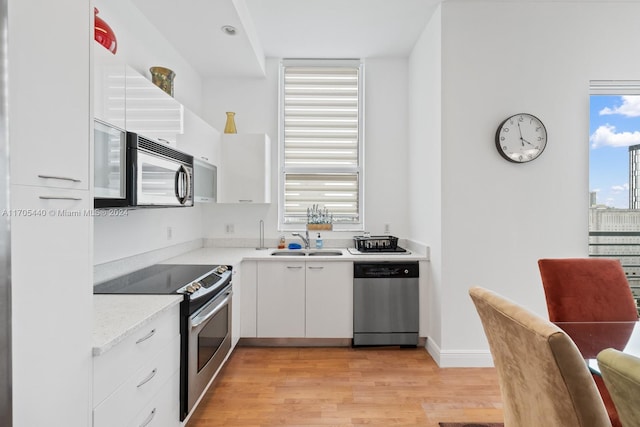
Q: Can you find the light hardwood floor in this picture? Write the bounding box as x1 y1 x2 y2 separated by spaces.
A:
186 346 503 427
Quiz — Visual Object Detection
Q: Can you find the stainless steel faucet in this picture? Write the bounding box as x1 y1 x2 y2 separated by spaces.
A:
292 230 310 249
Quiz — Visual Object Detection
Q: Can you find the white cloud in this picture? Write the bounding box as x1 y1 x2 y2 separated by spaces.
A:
590 124 640 148
600 95 640 117
611 183 629 193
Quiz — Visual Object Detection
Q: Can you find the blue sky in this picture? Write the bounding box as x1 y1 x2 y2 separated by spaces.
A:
590 95 640 208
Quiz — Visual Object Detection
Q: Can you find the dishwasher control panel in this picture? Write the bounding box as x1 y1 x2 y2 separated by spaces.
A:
353 262 419 278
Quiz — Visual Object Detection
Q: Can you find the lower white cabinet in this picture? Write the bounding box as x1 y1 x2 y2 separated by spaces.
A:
240 261 258 338
93 305 181 427
305 261 353 338
257 260 306 337
255 261 353 338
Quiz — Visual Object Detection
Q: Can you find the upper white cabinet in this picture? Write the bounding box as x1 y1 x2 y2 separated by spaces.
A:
93 41 125 129
125 65 183 147
218 134 271 204
177 108 220 165
8 1 89 190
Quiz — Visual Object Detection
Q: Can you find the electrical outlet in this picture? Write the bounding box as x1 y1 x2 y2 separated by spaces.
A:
225 224 235 234
167 226 173 240
384 224 390 234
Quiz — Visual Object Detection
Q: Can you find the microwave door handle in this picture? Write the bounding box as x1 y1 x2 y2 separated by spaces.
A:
175 166 188 204
183 166 192 205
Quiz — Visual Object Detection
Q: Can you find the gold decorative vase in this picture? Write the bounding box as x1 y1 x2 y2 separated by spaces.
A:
149 66 175 97
224 112 237 134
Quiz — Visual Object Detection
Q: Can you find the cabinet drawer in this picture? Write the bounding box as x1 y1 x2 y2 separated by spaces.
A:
93 335 180 427
93 305 180 405
128 371 180 427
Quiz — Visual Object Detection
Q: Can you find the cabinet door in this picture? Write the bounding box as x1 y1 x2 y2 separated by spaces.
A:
240 261 257 338
231 265 242 347
219 134 271 203
306 262 353 338
125 66 183 146
11 185 92 427
93 40 125 129
177 108 220 165
257 261 305 337
8 0 89 189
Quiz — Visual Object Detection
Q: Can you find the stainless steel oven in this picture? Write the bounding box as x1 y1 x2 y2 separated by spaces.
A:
187 282 232 414
93 263 233 421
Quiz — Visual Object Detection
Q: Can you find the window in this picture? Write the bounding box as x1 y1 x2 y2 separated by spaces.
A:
588 81 640 288
278 59 364 231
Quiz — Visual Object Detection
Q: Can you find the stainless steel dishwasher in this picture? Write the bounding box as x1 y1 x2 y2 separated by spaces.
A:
353 261 419 346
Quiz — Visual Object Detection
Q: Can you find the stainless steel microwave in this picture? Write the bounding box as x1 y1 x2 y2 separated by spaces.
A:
127 132 194 207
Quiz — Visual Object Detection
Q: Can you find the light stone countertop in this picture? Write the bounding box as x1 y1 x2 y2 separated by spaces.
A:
93 294 183 356
161 246 428 265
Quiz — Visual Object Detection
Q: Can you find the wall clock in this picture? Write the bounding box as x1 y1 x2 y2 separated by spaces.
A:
495 113 547 163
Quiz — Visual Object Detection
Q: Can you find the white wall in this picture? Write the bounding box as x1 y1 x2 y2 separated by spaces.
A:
201 57 411 241
410 1 640 366
409 6 442 346
93 0 208 265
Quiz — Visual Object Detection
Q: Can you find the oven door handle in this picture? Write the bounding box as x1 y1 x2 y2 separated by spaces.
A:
191 291 232 329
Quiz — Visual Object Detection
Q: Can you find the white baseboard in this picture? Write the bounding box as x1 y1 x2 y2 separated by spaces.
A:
426 338 494 367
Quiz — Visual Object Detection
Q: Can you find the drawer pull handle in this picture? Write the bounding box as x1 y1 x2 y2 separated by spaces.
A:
308 266 324 270
37 174 81 183
136 368 157 388
139 408 156 427
135 328 156 344
38 196 82 201
287 266 303 269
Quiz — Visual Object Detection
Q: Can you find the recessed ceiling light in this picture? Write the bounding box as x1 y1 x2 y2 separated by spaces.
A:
221 25 237 36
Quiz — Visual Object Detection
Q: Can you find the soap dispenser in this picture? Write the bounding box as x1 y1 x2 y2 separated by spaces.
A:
315 232 323 249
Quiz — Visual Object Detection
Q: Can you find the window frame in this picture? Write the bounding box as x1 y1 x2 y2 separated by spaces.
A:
278 58 365 232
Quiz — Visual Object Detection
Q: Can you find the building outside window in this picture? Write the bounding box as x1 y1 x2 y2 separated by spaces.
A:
589 81 640 307
278 59 364 231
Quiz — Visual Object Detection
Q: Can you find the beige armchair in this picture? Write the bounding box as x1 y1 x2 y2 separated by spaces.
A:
469 286 612 427
597 348 640 427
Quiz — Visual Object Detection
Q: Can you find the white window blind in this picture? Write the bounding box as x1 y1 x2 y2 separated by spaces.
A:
280 60 363 228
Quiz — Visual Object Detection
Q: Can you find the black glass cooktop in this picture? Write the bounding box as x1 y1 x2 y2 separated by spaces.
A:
93 264 218 295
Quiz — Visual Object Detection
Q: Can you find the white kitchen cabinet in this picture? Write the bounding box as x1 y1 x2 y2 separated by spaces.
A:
8 0 89 190
93 304 181 427
240 261 257 337
93 40 125 129
177 107 220 165
125 65 183 147
218 134 271 203
256 260 306 337
231 264 242 347
305 262 353 338
10 185 92 426
255 260 353 339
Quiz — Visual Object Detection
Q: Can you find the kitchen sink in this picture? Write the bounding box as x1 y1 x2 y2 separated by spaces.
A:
270 250 343 256
307 250 343 256
271 250 307 256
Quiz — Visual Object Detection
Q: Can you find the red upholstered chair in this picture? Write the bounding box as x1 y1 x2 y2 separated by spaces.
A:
538 258 639 427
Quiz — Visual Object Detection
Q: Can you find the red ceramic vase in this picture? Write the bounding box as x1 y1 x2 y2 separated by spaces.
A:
94 7 117 54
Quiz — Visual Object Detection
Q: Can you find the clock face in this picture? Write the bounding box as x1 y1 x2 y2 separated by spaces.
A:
495 113 547 163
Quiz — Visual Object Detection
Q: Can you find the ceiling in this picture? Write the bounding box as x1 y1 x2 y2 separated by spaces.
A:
130 0 441 78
